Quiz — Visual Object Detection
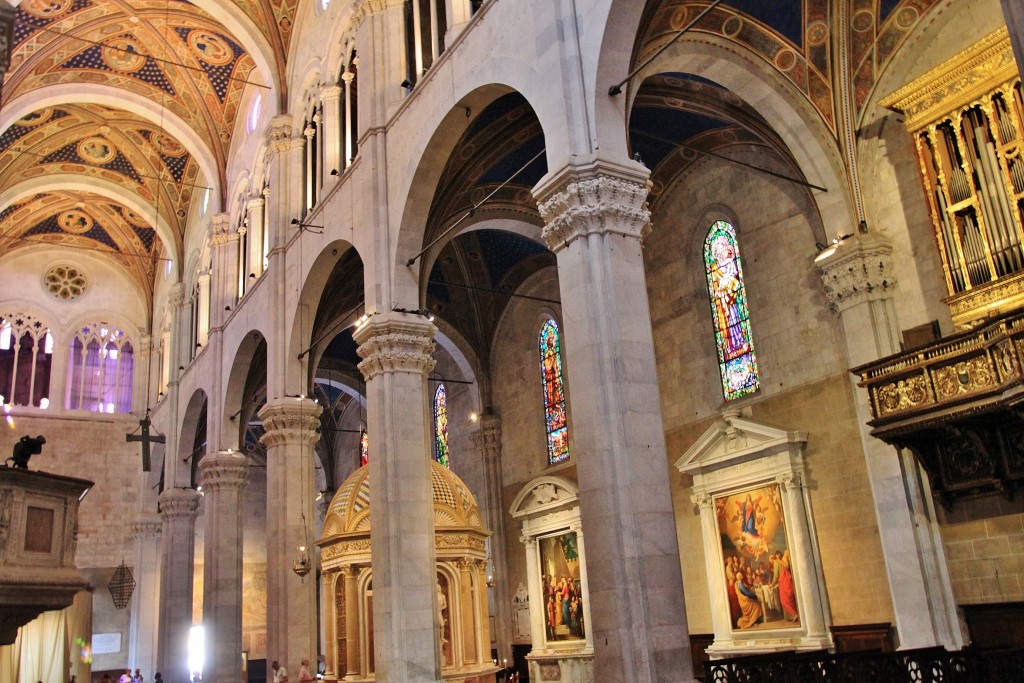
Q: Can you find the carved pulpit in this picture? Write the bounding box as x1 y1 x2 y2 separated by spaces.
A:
676 409 832 657
0 467 93 644
510 476 593 683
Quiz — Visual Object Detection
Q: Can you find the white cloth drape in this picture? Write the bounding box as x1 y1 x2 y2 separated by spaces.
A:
0 590 92 683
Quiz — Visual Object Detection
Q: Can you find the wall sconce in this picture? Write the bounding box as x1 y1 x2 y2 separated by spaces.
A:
329 169 339 176
225 306 231 311
400 79 412 90
249 273 256 278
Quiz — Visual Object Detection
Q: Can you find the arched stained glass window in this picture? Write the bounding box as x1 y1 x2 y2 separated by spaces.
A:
704 220 759 400
360 429 369 467
539 319 569 465
67 323 134 413
0 313 53 408
433 383 449 467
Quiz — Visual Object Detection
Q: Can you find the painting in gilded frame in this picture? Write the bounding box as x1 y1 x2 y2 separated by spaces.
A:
714 484 800 631
538 531 585 642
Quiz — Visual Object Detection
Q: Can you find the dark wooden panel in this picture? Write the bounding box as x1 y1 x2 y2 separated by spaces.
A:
831 623 893 653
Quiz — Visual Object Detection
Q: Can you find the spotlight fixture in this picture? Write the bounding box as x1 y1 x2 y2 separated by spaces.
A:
329 169 339 176
225 306 232 311
400 79 412 90
291 218 324 234
178 366 185 371
249 273 256 278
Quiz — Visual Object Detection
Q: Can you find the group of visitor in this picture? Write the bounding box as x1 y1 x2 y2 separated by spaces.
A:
97 670 159 683
271 657 316 683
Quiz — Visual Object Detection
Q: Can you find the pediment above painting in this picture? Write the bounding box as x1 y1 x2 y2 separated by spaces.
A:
510 475 579 520
675 409 808 478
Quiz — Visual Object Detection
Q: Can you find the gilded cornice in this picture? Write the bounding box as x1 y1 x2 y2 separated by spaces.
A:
880 27 1016 132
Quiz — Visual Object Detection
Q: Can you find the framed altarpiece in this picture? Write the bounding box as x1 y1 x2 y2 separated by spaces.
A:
676 409 834 657
510 476 593 683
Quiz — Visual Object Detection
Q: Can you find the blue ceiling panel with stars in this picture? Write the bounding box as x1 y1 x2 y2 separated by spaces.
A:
13 0 94 46
60 39 176 96
172 26 247 103
25 213 119 250
140 130 189 183
0 108 70 152
42 140 144 184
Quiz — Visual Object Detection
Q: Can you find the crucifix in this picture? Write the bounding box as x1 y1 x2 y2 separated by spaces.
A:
126 410 165 472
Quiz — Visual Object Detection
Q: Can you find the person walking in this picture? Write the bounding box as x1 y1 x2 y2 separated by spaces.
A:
272 660 288 683
297 658 314 682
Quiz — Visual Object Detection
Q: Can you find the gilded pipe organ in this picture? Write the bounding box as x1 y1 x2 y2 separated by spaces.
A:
883 28 1024 328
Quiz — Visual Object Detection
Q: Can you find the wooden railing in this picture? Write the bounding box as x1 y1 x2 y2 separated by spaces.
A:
707 646 1024 683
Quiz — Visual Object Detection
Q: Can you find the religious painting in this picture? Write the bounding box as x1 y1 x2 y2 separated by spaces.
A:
359 429 368 467
539 319 570 464
434 383 449 467
538 531 585 642
715 484 800 631
704 220 759 401
437 572 453 666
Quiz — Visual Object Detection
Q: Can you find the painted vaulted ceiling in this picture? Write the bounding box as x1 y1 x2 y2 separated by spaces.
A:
0 0 291 301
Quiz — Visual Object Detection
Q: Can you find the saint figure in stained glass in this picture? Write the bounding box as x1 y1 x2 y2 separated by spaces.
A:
360 429 368 467
434 383 449 467
539 319 569 464
704 220 759 400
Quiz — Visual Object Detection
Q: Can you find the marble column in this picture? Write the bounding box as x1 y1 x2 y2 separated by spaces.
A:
459 560 476 665
473 415 512 661
521 537 545 653
128 514 162 677
815 233 964 649
259 397 322 674
199 451 249 683
343 565 359 677
156 487 201 683
1001 0 1024 82
533 158 694 682
320 85 343 177
353 313 442 683
246 196 266 281
210 212 239 328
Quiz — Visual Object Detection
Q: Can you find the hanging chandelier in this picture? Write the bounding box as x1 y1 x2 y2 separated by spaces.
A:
109 560 136 609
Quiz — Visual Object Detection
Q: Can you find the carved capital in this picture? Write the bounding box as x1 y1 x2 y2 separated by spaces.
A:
351 0 404 28
267 114 303 154
209 212 237 247
691 490 713 509
815 234 898 314
246 196 265 213
199 451 249 492
159 488 201 520
353 314 435 381
533 160 653 252
472 415 501 457
133 514 162 541
168 282 186 309
258 398 323 448
777 472 803 490
136 334 154 359
321 84 343 100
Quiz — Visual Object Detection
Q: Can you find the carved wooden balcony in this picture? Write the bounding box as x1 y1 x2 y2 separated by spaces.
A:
851 310 1024 508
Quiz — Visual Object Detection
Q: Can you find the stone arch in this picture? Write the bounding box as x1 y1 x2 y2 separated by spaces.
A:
632 39 856 237
0 175 185 270
178 387 209 488
222 329 268 451
393 82 556 308
1 87 221 208
287 239 361 395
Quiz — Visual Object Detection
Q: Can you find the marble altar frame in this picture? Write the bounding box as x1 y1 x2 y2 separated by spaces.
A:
676 409 833 656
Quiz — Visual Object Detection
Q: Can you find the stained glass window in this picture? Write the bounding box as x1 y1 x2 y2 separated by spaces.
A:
360 429 368 467
539 319 569 464
67 323 133 413
704 220 759 400
433 383 449 467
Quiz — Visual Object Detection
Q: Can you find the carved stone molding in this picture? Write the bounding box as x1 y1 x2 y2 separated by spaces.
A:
473 415 501 458
199 451 249 492
208 212 233 246
691 491 713 509
267 114 302 154
815 234 898 314
533 160 653 252
321 84 343 101
132 514 162 541
159 488 200 520
136 334 153 360
167 282 186 309
350 0 404 28
246 196 265 212
259 399 322 448
353 315 436 381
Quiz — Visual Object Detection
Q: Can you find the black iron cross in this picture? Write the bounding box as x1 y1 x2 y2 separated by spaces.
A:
126 412 164 472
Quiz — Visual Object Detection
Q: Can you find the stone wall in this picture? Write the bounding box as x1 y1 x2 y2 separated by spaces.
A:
939 497 1024 605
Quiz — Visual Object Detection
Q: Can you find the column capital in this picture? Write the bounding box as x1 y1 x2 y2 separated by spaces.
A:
472 414 501 450
352 0 404 28
321 84 343 100
814 233 898 314
690 490 713 510
159 488 201 520
258 397 322 448
198 451 249 492
246 195 265 212
267 114 303 154
168 282 187 309
776 471 803 490
353 313 436 381
533 158 653 252
133 513 163 540
136 334 154 359
209 213 236 247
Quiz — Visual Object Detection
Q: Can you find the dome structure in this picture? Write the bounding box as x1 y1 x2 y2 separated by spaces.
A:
321 460 485 538
317 462 496 681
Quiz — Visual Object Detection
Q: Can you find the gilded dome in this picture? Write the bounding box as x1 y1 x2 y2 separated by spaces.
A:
321 461 485 537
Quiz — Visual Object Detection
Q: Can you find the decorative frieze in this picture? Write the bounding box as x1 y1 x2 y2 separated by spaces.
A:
353 316 436 380
533 160 653 252
258 399 322 448
815 234 898 313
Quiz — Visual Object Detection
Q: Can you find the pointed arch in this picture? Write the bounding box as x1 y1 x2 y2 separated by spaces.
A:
704 220 759 400
539 318 569 465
